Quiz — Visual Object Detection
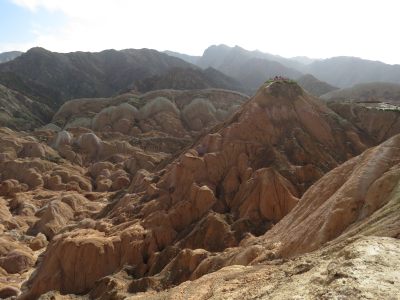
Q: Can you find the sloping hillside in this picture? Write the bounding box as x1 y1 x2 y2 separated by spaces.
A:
297 74 338 96
0 47 195 110
322 82 400 102
0 83 52 130
132 67 248 94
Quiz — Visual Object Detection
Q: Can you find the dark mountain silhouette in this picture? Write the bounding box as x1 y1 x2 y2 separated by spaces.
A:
0 47 196 110
0 51 22 63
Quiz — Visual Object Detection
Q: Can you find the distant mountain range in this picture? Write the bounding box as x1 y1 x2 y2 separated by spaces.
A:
0 51 22 63
321 82 400 103
303 57 400 88
197 45 303 91
0 47 197 110
163 50 201 65
166 45 400 89
166 45 303 92
297 74 338 96
1 45 400 119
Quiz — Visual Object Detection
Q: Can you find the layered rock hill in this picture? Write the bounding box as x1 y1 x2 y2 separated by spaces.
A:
2 80 400 299
0 124 170 298
51 88 249 139
0 88 248 298
0 80 381 299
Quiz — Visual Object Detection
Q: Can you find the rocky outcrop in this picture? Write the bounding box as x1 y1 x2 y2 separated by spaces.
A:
126 133 400 299
128 236 400 300
20 81 374 298
3 81 399 299
0 237 35 274
257 133 400 257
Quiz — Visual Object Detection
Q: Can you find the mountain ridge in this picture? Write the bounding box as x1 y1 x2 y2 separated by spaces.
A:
165 45 400 89
0 47 197 110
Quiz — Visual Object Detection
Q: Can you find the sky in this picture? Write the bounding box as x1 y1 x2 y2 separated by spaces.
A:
0 0 399 64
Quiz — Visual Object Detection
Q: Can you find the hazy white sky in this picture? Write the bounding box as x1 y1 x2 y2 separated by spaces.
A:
1 0 400 64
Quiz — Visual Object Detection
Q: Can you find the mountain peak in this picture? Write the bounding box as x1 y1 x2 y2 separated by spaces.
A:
259 78 303 102
26 47 50 54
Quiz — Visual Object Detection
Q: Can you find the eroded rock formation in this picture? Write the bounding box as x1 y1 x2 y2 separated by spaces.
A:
1 81 399 299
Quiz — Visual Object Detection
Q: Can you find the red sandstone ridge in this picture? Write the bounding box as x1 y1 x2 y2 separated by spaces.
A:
16 81 377 298
128 134 400 300
256 133 400 257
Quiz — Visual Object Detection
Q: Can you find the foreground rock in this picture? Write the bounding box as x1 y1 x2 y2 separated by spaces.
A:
257 133 400 257
129 236 400 300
